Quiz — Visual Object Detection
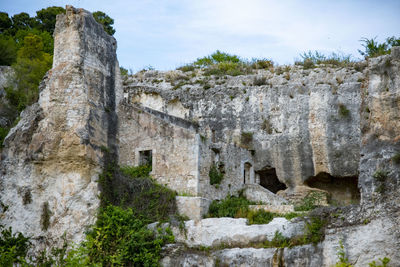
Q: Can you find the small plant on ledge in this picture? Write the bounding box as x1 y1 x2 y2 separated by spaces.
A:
209 163 224 186
338 104 350 118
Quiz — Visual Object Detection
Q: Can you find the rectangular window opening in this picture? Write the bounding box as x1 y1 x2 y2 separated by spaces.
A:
139 150 152 167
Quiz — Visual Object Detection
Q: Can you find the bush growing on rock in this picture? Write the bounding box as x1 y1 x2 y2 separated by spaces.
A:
207 194 254 218
359 36 400 58
209 163 224 186
0 225 31 266
295 50 353 68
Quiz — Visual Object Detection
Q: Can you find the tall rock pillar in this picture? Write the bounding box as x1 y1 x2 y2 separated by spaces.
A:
0 5 121 249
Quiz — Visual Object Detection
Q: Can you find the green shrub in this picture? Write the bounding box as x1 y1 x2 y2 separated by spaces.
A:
261 118 273 134
333 240 353 267
0 225 31 266
338 104 350 118
120 66 128 76
263 231 291 248
391 153 400 164
99 164 177 222
260 216 326 248
373 170 388 182
193 50 240 67
247 210 301 225
301 58 315 69
247 210 275 224
253 76 267 86
177 64 195 72
373 169 389 194
284 212 301 220
209 164 224 185
84 205 174 266
250 59 273 69
294 191 326 211
120 164 152 178
359 36 400 58
368 257 391 267
302 217 326 244
296 50 352 68
0 127 10 148
207 195 254 218
204 61 249 77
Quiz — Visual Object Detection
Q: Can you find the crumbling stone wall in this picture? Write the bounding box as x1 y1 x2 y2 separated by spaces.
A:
118 103 200 195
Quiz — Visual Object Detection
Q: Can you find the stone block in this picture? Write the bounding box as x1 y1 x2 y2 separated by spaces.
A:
176 196 211 220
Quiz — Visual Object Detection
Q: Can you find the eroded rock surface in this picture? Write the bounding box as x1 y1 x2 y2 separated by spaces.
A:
157 48 400 267
122 62 363 201
0 5 121 250
170 217 304 247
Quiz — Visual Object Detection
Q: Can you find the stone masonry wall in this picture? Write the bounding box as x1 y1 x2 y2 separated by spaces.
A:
118 103 200 195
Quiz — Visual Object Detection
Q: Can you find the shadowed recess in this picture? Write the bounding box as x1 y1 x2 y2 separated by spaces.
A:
305 172 360 206
256 167 287 194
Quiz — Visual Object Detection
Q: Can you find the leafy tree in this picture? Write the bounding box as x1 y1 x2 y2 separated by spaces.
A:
14 29 53 54
93 11 116 35
11 12 35 32
8 34 52 110
0 36 17 65
0 12 12 33
35 6 65 34
17 34 45 59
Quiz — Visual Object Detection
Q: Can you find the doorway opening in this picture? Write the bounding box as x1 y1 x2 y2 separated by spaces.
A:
243 162 252 184
256 167 287 193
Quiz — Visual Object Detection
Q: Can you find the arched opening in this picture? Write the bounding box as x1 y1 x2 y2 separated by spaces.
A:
305 172 360 206
256 167 287 193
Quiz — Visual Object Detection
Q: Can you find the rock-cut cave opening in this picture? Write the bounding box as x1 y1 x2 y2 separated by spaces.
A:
305 172 360 206
256 167 287 194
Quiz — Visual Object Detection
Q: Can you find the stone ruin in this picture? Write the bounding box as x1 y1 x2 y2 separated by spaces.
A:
1 6 399 266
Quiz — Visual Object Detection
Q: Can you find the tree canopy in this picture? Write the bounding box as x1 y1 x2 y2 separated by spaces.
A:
93 11 116 35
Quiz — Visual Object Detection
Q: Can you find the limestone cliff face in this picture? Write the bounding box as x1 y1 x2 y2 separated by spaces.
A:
122 63 362 202
121 51 400 266
0 5 399 265
0 6 121 250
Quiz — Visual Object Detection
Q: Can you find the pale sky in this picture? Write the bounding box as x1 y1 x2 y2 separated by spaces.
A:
1 0 399 71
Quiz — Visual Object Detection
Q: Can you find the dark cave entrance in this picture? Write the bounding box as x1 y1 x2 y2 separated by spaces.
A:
305 172 360 206
256 167 287 193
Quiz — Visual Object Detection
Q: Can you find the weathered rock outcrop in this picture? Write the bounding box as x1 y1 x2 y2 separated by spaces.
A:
0 66 16 128
122 63 362 203
0 6 121 250
152 217 304 248
149 49 400 266
0 5 399 266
